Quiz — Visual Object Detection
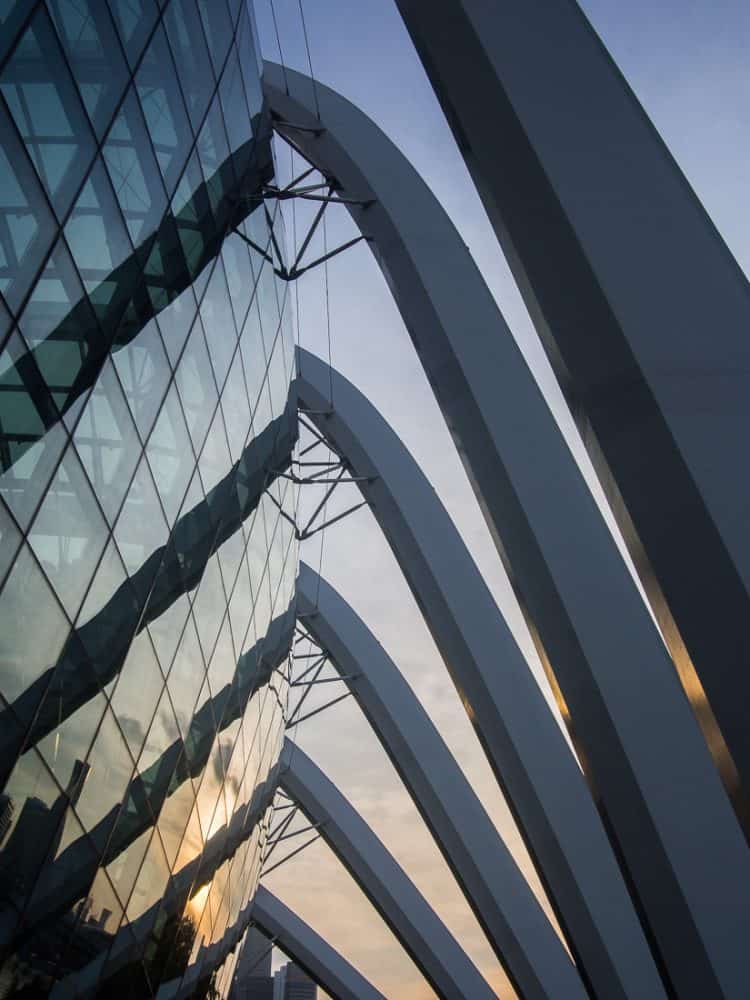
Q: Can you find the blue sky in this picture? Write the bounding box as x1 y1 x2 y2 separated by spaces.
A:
251 3 750 995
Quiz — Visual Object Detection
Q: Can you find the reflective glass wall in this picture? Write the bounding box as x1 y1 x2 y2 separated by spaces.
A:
0 1 297 995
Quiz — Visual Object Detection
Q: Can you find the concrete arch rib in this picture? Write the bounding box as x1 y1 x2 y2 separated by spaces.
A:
265 63 750 998
251 886 386 1000
294 349 661 1000
296 562 584 1000
278 740 495 1000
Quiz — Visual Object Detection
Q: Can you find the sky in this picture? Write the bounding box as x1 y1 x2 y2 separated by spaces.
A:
250 2 750 996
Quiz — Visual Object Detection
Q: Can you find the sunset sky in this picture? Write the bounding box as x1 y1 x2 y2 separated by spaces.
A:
252 2 750 995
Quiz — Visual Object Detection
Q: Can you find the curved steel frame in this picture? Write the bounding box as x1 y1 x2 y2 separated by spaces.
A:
278 739 495 1000
296 562 583 1000
294 348 661 999
251 886 385 1000
265 62 750 998
394 0 750 827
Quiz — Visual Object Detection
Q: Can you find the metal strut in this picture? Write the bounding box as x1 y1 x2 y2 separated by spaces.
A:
265 428 371 541
243 126 375 283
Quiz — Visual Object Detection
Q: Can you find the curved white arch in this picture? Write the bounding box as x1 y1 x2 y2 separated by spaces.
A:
278 739 495 1000
264 60 750 998
297 562 583 1000
294 348 660 999
251 886 385 1000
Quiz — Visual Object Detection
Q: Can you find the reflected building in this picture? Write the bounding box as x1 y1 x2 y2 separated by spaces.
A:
0 0 297 996
230 926 273 999
273 961 316 1000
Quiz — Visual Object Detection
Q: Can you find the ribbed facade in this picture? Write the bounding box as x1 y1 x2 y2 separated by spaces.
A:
0 1 297 996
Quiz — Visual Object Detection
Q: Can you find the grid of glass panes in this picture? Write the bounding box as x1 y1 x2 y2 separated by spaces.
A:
0 1 298 996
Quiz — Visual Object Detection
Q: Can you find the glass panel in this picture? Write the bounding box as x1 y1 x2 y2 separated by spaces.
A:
218 45 252 170
163 0 214 134
0 329 69 529
156 766 194 870
0 496 20 585
113 451 168 580
165 612 205 740
140 686 181 776
197 405 232 500
73 357 142 525
199 254 236 391
17 233 104 421
106 823 152 916
191 556 226 669
196 93 231 223
174 316 217 457
110 629 165 763
0 747 69 920
36 689 106 800
28 441 109 622
125 826 170 921
147 590 190 685
46 0 129 140
0 4 96 219
103 86 167 249
64 156 139 348
112 316 170 442
135 23 192 199
155 281 197 368
0 97 57 315
145 381 194 528
0 542 70 705
196 0 232 81
237 5 263 122
75 707 136 834
206 615 234 699
77 532 128 625
219 350 251 462
239 298 267 420
106 0 159 71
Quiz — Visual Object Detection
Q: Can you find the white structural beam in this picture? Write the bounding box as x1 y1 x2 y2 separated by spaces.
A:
294 349 662 1000
278 740 495 1000
394 0 750 831
251 886 385 1000
296 562 584 1000
265 62 750 999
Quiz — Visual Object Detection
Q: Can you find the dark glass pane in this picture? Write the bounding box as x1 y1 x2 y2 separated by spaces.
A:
0 329 68 529
218 45 252 170
73 357 142 525
17 233 104 419
64 156 138 343
46 0 129 139
199 254 236 391
135 23 192 198
163 0 214 134
196 0 232 81
0 542 70 704
145 381 194 527
103 86 167 249
0 97 57 315
28 440 109 621
112 316 170 442
236 4 263 122
175 316 217 457
106 0 159 72
0 4 96 219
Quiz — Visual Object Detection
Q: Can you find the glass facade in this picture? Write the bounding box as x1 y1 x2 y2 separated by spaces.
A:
0 1 298 996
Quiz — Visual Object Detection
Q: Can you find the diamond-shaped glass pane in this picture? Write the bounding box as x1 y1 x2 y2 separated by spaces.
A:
28 441 109 621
